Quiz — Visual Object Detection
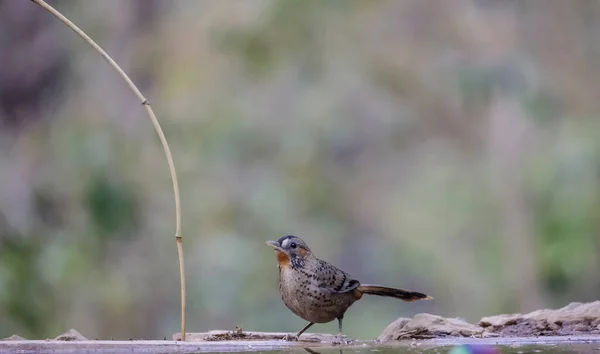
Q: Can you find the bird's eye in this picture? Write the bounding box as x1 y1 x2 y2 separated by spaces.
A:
290 242 297 249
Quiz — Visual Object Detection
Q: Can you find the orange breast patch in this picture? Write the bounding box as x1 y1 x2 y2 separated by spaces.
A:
276 250 290 267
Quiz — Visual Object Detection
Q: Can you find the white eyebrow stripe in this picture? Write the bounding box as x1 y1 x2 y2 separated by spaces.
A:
281 238 290 248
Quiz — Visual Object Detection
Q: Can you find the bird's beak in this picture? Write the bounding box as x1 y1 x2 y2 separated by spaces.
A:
266 240 285 253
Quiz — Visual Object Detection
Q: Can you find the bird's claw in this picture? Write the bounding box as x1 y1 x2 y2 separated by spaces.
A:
331 334 347 345
282 334 299 341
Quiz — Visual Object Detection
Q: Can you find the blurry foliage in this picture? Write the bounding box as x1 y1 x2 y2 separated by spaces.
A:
1 0 600 341
0 234 53 337
216 0 354 78
84 175 139 237
531 132 600 301
0 1 69 133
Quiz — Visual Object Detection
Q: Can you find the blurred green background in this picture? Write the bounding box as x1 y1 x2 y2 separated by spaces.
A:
0 0 599 341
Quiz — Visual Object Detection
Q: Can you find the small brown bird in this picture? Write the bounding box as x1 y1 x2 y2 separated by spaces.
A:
266 235 432 342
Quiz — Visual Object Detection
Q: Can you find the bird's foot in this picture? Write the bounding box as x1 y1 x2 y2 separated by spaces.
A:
331 333 347 345
282 333 299 341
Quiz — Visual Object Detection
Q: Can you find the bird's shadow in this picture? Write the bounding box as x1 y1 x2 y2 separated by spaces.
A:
303 348 343 354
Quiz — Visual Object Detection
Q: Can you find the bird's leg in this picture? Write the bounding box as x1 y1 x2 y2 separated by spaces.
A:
295 322 314 339
331 317 345 345
284 322 314 341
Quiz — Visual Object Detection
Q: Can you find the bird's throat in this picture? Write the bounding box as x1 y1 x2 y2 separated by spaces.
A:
276 250 290 267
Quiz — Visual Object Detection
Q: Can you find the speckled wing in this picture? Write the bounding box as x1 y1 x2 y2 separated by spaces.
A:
315 259 360 294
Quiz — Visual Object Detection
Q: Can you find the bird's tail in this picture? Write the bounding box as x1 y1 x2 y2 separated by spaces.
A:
357 284 433 302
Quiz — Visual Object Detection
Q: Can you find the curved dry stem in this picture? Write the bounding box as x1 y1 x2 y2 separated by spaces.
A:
30 0 187 341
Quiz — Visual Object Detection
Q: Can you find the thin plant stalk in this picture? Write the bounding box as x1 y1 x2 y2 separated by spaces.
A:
30 0 187 341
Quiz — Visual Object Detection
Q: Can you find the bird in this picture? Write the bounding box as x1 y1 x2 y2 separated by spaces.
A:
266 235 432 342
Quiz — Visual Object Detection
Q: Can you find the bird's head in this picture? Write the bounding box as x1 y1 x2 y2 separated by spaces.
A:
266 235 312 266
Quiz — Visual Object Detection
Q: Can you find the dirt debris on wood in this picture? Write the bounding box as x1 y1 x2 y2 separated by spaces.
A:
53 328 88 341
379 301 600 341
173 329 340 343
479 301 600 337
378 314 491 341
1 335 26 341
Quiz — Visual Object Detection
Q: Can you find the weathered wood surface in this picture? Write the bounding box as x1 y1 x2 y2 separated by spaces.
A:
2 334 600 354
